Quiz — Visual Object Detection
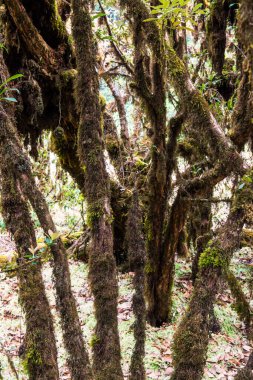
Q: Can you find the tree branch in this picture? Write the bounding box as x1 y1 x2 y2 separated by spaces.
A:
4 0 57 69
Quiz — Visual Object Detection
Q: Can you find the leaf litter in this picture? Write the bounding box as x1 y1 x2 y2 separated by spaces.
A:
0 233 252 379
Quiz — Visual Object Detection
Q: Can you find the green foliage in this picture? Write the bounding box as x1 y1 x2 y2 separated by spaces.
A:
0 74 23 103
0 219 6 232
96 28 116 42
92 12 106 21
238 174 253 190
25 231 61 262
144 0 207 31
0 43 7 52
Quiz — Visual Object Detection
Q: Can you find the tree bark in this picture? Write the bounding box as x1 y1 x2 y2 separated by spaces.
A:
104 76 130 148
0 111 59 380
71 0 123 378
171 172 253 380
120 0 244 327
126 193 146 380
0 52 92 379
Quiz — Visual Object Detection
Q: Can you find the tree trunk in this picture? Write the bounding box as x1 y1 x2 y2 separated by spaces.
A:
0 52 92 379
171 173 253 380
71 0 123 378
104 76 130 148
0 111 59 380
150 194 188 326
126 193 146 380
18 171 93 380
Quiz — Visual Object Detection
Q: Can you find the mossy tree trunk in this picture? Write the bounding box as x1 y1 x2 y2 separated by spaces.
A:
206 0 229 75
71 0 123 378
17 169 93 379
0 109 59 379
0 53 92 380
238 0 253 80
104 76 130 149
126 193 146 380
171 173 253 380
225 269 253 340
119 0 178 327
120 0 244 327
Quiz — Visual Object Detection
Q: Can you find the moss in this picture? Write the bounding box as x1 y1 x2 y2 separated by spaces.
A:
166 45 186 77
90 334 100 347
51 0 69 43
106 213 114 225
234 170 253 217
199 244 226 269
87 150 100 164
59 69 77 85
86 203 104 228
144 217 153 242
99 94 106 112
22 342 42 374
105 137 119 158
144 261 154 274
226 270 252 330
134 157 148 169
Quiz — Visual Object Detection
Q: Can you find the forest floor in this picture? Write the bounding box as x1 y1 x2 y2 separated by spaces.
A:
0 232 252 380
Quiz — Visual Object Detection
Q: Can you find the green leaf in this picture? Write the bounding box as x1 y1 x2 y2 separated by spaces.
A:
193 3 203 11
91 12 105 20
144 18 158 22
49 231 61 241
1 97 17 102
0 73 23 90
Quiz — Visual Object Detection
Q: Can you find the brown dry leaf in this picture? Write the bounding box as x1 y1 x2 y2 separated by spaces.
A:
163 354 173 363
242 345 251 352
165 367 173 375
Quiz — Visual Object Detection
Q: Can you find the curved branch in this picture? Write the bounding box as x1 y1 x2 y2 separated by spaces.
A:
4 0 57 69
